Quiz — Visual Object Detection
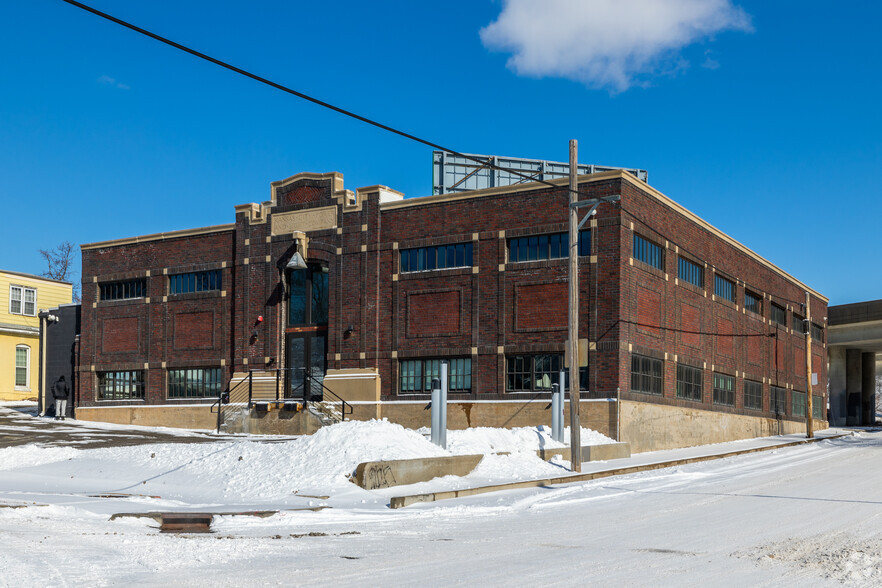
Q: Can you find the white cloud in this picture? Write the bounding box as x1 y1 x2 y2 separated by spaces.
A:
480 0 752 92
97 75 131 90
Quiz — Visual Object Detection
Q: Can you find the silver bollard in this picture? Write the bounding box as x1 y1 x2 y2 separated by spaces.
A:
439 362 448 449
552 382 561 443
556 370 566 442
431 377 442 447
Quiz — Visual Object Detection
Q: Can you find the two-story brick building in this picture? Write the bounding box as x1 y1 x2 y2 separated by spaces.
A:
74 169 828 451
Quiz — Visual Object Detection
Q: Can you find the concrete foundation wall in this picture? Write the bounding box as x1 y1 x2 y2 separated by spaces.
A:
620 400 827 453
76 405 218 430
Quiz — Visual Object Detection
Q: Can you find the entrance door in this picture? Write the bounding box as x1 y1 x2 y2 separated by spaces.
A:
287 333 326 400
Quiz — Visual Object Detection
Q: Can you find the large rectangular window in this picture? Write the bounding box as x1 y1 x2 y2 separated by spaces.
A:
714 275 735 303
505 355 588 393
676 363 702 401
168 368 222 399
633 234 663 270
399 358 471 394
169 270 222 295
744 380 763 410
100 279 146 301
792 390 807 417
812 395 823 419
713 373 735 406
15 345 29 388
288 266 329 325
9 285 36 316
811 323 823 342
744 290 762 315
771 385 787 415
631 354 663 395
771 304 787 326
401 243 473 272
97 371 145 400
508 231 590 263
677 257 703 288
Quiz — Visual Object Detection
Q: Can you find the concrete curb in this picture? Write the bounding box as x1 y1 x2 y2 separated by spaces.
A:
389 434 849 509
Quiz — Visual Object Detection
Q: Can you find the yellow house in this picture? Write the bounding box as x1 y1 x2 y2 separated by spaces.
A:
0 270 72 401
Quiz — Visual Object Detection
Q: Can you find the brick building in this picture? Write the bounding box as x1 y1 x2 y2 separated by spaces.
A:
75 169 828 451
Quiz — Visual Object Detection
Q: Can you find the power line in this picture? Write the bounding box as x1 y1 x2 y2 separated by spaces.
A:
59 0 572 195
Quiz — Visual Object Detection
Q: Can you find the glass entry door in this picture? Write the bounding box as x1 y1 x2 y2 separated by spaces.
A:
287 333 326 400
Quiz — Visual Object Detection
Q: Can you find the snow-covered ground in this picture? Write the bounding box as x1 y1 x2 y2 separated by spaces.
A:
1 405 880 587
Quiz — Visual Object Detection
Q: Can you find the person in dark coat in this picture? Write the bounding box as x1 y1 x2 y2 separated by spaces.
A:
52 376 70 420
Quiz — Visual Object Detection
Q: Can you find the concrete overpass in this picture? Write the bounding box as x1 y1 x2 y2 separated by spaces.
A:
827 299 882 426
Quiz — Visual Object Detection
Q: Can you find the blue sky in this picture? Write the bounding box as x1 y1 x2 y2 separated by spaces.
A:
1 1 879 305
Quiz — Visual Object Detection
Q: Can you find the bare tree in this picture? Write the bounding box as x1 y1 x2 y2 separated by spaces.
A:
40 241 80 302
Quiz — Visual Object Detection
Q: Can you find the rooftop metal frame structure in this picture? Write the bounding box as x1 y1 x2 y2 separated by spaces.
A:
432 151 648 195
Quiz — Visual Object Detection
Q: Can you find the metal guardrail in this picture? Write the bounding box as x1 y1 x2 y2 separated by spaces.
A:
213 368 351 433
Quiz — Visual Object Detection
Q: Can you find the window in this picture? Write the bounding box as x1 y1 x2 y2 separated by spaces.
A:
792 314 805 335
712 373 735 406
714 275 735 303
401 243 473 272
678 257 703 288
9 285 36 316
14 345 29 388
508 231 590 263
399 358 471 394
744 380 763 410
771 304 787 326
771 385 787 415
505 355 588 393
812 395 823 419
168 368 222 398
100 279 146 301
744 290 762 315
169 270 221 295
289 265 328 325
811 323 823 342
97 371 145 400
633 234 663 270
792 390 806 417
676 363 702 401
631 354 663 395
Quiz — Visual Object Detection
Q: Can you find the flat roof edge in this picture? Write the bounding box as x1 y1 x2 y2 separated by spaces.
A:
81 224 235 250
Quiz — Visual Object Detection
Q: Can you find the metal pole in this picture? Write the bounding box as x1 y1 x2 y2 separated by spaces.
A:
431 377 441 446
440 361 448 449
805 292 814 438
552 382 560 443
568 139 582 471
558 370 566 442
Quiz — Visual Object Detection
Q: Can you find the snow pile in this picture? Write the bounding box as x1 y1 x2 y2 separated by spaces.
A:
0 445 80 470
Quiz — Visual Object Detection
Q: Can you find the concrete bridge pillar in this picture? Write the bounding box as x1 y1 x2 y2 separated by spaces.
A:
862 352 876 425
827 347 846 426
846 349 862 426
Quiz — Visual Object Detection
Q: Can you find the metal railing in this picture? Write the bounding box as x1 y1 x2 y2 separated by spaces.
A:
213 368 351 433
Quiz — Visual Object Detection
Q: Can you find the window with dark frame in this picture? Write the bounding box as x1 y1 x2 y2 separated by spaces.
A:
792 390 807 417
812 395 823 419
771 385 787 415
792 313 805 335
771 303 787 326
633 234 663 270
712 372 735 406
714 274 735 303
811 323 823 342
744 380 763 410
676 363 702 401
100 279 146 301
631 354 663 395
288 265 329 325
744 290 762 315
169 270 222 295
399 358 472 394
505 354 588 393
677 257 703 288
507 230 590 263
168 367 222 399
401 243 473 273
97 370 145 400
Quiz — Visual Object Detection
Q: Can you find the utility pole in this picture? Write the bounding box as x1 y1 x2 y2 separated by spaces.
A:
805 292 814 438
568 139 582 471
